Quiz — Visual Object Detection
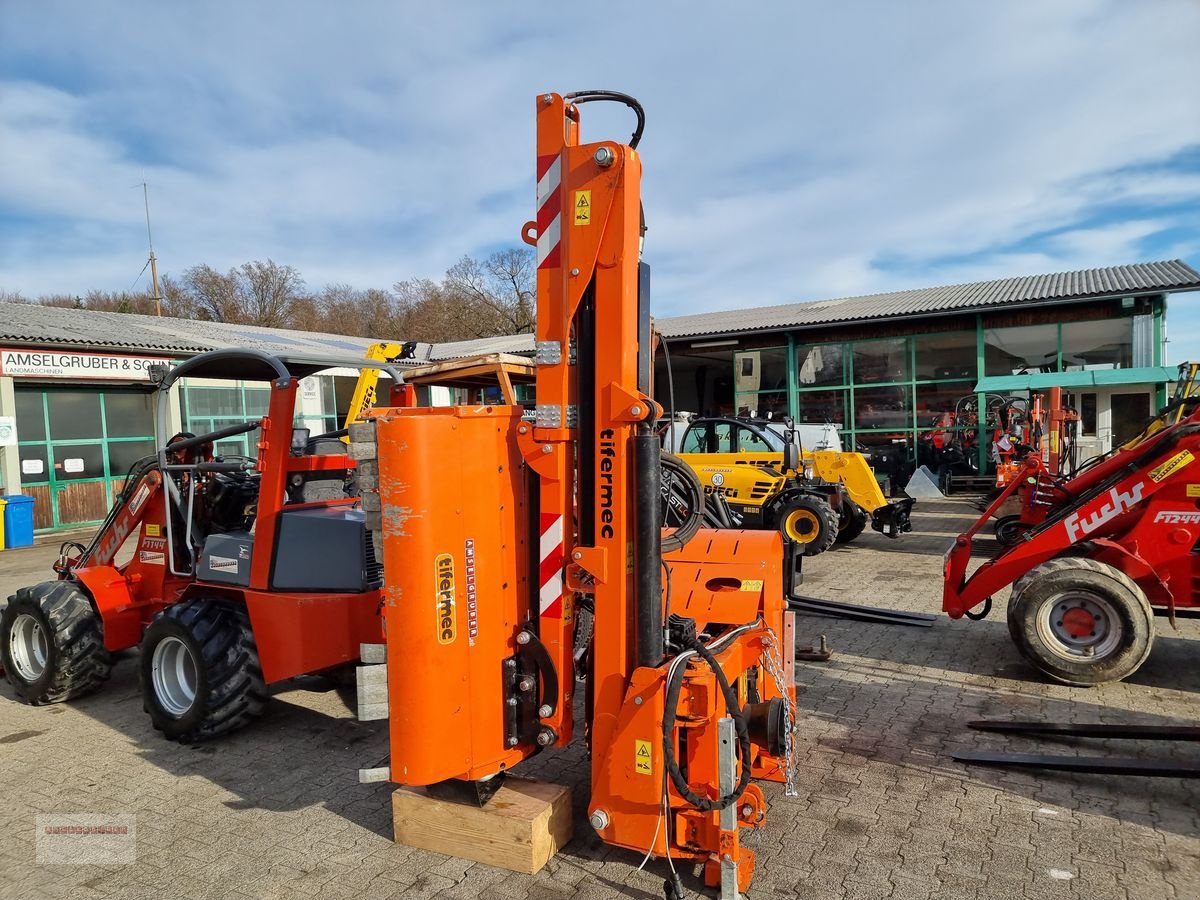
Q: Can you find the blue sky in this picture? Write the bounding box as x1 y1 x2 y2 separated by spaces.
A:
1 1 1198 360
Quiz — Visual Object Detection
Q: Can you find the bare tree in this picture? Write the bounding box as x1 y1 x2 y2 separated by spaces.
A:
177 265 242 322
238 259 304 327
443 249 536 338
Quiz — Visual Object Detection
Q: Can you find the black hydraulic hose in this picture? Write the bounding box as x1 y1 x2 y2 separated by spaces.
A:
659 452 704 553
563 90 645 148
662 632 753 812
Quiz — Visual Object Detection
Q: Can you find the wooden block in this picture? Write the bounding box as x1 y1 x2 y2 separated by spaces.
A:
392 777 572 874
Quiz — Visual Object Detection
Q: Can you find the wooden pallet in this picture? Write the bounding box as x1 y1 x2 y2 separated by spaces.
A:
392 776 572 874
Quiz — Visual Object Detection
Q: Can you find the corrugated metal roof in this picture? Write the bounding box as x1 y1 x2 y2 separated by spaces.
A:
430 333 537 360
0 301 433 362
655 259 1200 340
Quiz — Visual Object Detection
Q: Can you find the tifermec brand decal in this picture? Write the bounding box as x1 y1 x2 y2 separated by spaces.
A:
434 553 457 645
598 429 616 539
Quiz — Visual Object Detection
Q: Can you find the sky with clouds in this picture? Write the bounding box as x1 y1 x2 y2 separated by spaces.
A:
1 1 1198 357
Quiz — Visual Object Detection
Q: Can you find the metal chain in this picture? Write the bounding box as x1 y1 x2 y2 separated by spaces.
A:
760 626 799 798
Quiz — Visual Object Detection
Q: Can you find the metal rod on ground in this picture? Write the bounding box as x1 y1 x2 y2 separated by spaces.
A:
968 721 1200 741
954 751 1200 778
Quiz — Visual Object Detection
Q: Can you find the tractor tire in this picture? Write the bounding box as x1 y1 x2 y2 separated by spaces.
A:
140 598 267 742
834 502 869 545
776 494 838 557
993 515 1029 547
1007 557 1154 686
0 581 112 704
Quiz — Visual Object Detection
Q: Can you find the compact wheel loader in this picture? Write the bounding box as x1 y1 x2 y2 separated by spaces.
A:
672 416 913 555
0 348 405 741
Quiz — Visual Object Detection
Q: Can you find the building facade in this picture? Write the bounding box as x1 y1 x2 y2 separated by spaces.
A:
2 259 1197 533
655 261 1200 482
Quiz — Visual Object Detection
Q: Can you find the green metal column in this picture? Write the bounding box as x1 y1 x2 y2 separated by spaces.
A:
786 333 799 420
976 316 988 474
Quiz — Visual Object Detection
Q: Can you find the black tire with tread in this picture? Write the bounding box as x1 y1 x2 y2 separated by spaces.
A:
775 493 838 557
835 502 869 545
0 581 112 704
1007 557 1153 686
993 515 1028 547
140 598 267 742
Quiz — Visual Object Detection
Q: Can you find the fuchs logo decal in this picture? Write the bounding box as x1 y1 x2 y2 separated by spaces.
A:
434 553 457 645
209 555 239 571
464 540 478 642
1064 483 1145 542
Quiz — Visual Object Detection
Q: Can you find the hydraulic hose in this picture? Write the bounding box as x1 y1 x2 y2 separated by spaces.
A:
659 452 705 553
661 627 755 812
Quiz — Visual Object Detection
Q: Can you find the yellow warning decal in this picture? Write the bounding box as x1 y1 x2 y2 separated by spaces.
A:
741 579 764 591
574 190 591 225
1187 484 1200 498
634 739 652 775
145 524 162 536
1150 450 1194 483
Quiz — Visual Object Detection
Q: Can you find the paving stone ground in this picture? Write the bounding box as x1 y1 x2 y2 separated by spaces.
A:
0 500 1197 900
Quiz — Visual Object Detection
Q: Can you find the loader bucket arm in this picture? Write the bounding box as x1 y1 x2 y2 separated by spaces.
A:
809 449 914 537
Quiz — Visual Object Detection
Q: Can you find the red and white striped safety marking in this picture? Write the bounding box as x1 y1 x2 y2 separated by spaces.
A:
539 512 564 618
536 154 561 270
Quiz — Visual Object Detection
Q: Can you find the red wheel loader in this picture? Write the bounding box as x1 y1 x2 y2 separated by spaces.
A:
0 348 406 741
944 397 1200 685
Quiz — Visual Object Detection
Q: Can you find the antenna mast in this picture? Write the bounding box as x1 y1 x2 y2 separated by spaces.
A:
142 183 162 316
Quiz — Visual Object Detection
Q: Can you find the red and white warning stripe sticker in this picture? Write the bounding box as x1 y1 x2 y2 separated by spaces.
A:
536 154 561 270
539 512 564 618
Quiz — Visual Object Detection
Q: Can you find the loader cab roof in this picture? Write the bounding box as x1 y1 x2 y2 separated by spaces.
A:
155 347 407 388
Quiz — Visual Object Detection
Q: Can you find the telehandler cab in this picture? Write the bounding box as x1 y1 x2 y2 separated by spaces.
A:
672 416 913 555
1 348 405 741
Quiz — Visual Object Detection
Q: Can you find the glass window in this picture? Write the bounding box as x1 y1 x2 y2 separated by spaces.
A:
14 389 45 442
186 386 242 417
1080 393 1097 436
1061 319 1133 370
796 343 847 386
795 390 846 425
244 388 271 416
854 385 912 429
734 348 788 394
915 381 975 426
914 332 976 381
736 426 776 453
53 444 104 480
46 390 103 441
713 422 733 453
984 325 1058 375
853 338 910 384
103 391 154 438
108 439 156 476
19 445 48 484
734 391 787 419
681 425 709 454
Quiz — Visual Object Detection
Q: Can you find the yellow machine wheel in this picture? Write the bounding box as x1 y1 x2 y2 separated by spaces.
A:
776 494 838 556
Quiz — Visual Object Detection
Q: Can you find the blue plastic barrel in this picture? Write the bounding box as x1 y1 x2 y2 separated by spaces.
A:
2 494 36 549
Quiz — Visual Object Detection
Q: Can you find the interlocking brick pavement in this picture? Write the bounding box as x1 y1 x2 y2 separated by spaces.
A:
1 499 1197 899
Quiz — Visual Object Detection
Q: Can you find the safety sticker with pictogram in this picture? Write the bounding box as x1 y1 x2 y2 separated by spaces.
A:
574 190 591 225
634 739 652 775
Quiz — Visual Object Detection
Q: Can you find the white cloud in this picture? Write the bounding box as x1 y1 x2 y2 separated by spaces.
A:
0 0 1197 318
